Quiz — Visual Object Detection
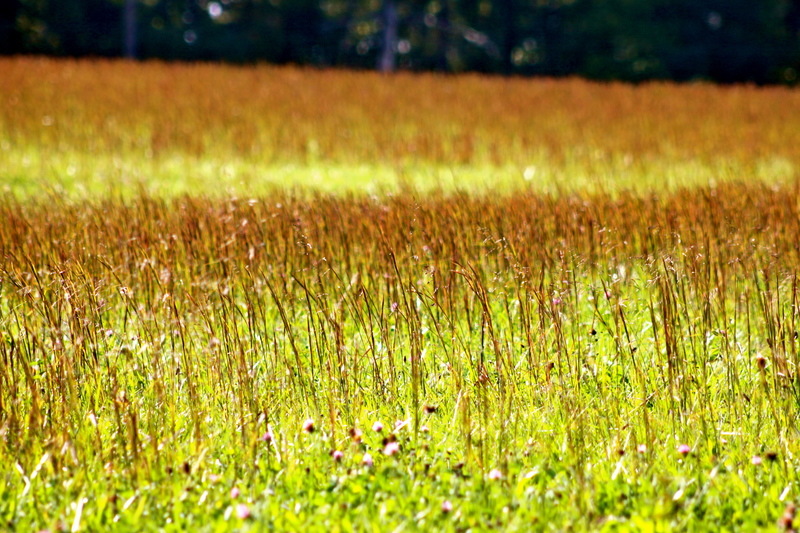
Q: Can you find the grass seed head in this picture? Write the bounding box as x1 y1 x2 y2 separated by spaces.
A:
766 451 779 462
780 503 797 531
349 428 363 443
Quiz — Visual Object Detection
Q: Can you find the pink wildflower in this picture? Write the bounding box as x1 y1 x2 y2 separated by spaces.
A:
235 503 251 520
383 441 400 456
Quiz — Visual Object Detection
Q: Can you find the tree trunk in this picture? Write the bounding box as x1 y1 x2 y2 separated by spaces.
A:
436 2 451 71
123 0 137 58
500 0 516 74
377 0 398 73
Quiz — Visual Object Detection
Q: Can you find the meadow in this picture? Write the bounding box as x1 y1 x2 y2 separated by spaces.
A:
2 58 800 531
2 57 799 197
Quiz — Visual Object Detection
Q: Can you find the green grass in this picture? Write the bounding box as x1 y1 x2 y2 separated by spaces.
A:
3 186 800 531
2 143 796 199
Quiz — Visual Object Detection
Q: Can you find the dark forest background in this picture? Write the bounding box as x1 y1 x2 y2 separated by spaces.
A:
2 0 800 84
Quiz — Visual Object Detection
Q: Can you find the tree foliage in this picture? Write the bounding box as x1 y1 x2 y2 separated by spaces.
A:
2 0 799 83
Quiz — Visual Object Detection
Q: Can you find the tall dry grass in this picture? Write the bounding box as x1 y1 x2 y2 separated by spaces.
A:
3 182 800 480
2 57 799 168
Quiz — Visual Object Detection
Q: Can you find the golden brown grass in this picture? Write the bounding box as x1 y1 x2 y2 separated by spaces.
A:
1 57 798 186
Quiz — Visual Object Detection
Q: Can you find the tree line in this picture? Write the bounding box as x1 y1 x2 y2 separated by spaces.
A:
2 0 800 84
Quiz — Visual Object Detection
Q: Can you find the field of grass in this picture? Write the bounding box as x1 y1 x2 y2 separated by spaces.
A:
2 57 799 197
2 58 800 531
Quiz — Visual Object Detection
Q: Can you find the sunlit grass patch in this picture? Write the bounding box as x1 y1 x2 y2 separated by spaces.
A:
2 144 796 199
2 182 800 529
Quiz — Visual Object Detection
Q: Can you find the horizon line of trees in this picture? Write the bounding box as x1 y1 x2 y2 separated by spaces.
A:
2 0 800 84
